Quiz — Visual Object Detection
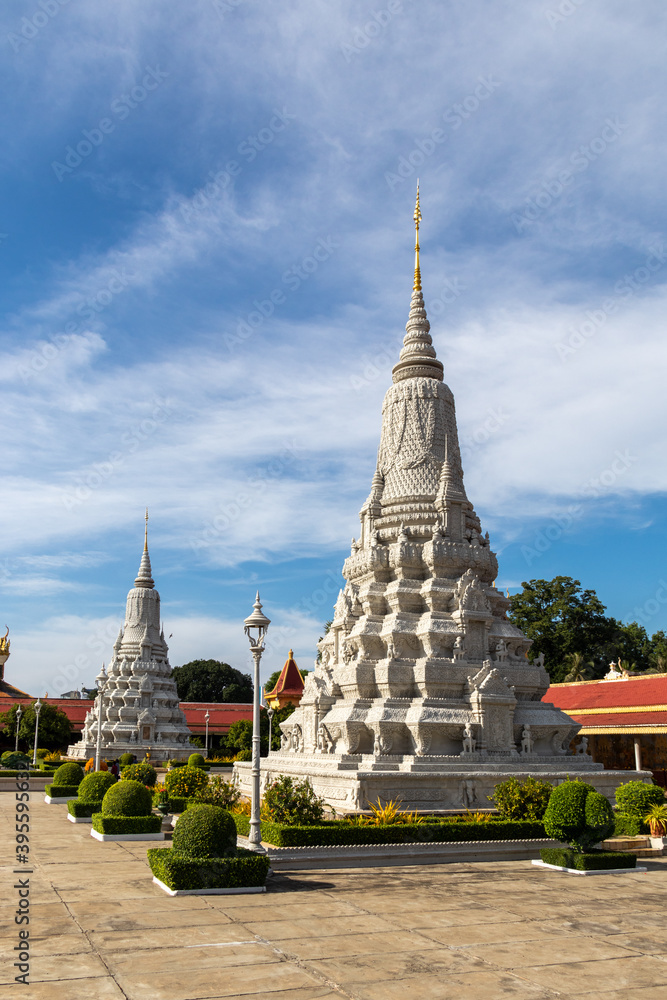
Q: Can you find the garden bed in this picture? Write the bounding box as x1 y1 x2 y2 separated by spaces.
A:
147 846 270 893
91 813 164 840
535 847 642 874
230 813 546 847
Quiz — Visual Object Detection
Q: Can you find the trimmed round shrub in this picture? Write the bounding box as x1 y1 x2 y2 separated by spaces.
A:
188 753 206 768
35 748 49 760
165 765 209 798
53 762 84 787
615 780 665 817
543 780 614 851
261 775 326 825
119 752 135 767
235 748 252 762
1 752 31 770
172 804 237 858
102 779 153 817
120 762 157 787
78 771 116 803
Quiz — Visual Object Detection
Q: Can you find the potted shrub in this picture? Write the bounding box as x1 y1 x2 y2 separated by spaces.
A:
147 803 270 894
644 803 667 849
67 770 117 823
45 762 85 803
91 779 163 841
539 780 637 872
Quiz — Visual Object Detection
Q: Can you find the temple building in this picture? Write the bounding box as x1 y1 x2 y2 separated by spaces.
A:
67 516 192 761
264 650 306 710
0 628 33 702
236 191 645 810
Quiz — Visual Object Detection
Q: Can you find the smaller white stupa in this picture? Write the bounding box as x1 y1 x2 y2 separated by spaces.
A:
68 513 191 761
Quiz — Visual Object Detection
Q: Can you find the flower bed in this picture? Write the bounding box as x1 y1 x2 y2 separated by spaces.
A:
147 847 269 891
540 847 637 871
231 813 547 847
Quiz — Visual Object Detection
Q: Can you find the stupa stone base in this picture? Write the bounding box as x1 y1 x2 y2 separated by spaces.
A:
235 754 651 813
67 741 190 763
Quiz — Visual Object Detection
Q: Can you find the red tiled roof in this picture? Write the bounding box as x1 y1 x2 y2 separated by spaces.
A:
0 698 253 734
544 673 667 732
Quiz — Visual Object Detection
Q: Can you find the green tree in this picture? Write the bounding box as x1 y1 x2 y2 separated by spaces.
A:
172 660 253 703
508 577 615 681
562 652 594 683
0 702 73 752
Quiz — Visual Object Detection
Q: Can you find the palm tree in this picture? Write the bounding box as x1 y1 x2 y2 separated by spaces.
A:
563 652 593 683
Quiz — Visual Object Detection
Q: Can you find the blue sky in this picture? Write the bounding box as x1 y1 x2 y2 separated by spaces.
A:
1 0 666 697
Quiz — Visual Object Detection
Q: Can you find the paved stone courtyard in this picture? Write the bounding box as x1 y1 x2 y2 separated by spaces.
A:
3 794 667 1000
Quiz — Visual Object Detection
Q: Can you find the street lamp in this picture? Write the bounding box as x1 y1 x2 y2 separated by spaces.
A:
244 592 270 852
205 710 210 756
32 698 42 767
15 704 23 753
94 664 108 771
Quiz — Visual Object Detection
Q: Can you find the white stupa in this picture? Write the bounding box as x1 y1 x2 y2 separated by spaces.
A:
235 189 645 810
68 514 191 762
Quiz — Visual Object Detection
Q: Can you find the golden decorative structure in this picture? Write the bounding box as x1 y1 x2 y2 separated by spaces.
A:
0 625 9 656
413 181 422 292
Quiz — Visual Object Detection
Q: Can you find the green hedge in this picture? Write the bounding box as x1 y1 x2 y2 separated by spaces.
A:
92 813 163 835
614 813 648 836
0 769 43 777
230 814 546 847
68 799 102 818
45 784 81 798
147 847 270 891
540 847 637 870
166 796 189 814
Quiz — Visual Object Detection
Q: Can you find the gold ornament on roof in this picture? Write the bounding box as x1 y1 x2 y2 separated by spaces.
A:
413 181 422 292
0 626 9 655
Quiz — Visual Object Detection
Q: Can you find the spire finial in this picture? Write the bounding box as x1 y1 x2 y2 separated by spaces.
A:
144 508 149 552
413 181 422 292
135 510 155 589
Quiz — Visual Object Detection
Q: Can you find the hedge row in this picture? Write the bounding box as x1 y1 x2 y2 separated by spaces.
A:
230 814 546 847
0 769 43 777
68 800 102 818
45 784 81 798
147 847 270 891
91 814 163 835
540 847 637 870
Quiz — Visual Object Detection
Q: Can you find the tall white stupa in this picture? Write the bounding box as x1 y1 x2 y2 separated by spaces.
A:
68 514 191 762
236 189 644 810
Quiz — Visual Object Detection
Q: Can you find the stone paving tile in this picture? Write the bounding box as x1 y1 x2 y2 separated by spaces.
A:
105 941 278 975
306 947 485 984
0 951 109 986
209 897 364 921
0 931 92 961
274 928 443 962
113 962 325 999
6 975 126 1000
344 969 553 1000
67 897 227 932
460 933 643 970
517 955 667 993
89 922 260 952
569 990 667 1000
242 913 399 940
419 919 560 947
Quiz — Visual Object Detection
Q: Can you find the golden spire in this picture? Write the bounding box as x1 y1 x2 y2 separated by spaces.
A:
413 181 422 292
144 508 149 552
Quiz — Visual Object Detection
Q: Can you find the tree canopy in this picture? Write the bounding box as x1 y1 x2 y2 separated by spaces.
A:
226 703 297 755
0 701 73 751
508 576 667 682
171 660 253 703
